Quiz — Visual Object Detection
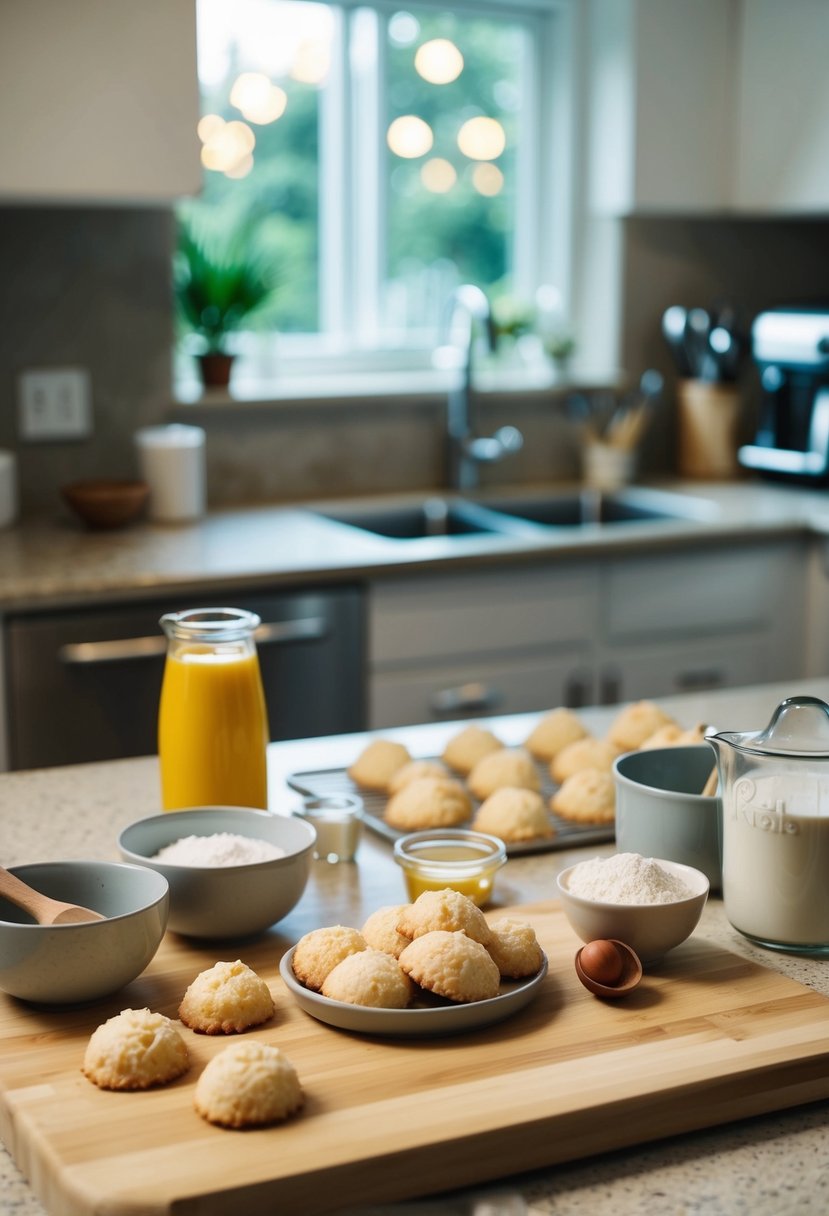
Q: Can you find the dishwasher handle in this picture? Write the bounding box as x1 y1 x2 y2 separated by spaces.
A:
58 616 329 665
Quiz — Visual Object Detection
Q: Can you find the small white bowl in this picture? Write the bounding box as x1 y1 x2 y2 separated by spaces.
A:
556 857 709 965
0 860 169 1004
118 807 315 940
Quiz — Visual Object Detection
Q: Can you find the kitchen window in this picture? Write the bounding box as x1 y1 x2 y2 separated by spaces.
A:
179 0 573 393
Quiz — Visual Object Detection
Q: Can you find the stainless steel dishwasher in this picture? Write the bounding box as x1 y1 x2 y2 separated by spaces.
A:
3 585 365 769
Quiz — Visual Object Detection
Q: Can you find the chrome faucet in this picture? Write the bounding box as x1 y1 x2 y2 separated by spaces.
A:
441 284 523 491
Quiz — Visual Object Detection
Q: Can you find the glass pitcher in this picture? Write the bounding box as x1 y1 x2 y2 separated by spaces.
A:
158 607 269 812
707 696 829 954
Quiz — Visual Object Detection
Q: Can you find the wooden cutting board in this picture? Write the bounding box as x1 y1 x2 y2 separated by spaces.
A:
3 901 829 1216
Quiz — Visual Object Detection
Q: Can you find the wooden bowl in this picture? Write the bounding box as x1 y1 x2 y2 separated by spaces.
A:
61 479 149 529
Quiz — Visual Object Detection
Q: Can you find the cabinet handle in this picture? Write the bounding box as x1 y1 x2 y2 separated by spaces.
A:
564 671 593 708
429 682 504 718
58 617 328 665
599 668 622 705
674 668 725 691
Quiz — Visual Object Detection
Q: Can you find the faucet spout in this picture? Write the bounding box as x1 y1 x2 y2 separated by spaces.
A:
442 284 522 491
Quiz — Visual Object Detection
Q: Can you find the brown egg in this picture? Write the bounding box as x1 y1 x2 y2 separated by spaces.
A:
578 939 623 987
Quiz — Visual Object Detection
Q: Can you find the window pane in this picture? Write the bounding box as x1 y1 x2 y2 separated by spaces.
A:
382 8 527 341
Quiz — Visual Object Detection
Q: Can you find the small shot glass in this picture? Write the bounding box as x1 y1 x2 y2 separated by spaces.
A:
297 795 364 863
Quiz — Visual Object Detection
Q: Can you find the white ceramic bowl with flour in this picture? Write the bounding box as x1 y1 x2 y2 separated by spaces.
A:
556 853 709 965
118 807 315 939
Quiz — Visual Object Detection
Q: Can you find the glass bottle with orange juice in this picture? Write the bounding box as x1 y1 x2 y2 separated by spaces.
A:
158 607 269 811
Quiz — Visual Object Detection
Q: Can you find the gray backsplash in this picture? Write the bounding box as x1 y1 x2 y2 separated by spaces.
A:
2 206 829 516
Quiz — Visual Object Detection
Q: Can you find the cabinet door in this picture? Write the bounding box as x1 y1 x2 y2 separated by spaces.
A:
598 635 779 707
370 650 594 729
0 1 200 203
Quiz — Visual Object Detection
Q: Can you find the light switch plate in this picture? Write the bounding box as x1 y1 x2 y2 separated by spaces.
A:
17 368 93 441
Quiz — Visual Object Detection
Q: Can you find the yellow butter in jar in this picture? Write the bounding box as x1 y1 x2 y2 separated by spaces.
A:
393 829 507 908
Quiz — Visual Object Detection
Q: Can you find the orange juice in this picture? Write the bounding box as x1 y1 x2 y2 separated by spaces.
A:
158 645 269 811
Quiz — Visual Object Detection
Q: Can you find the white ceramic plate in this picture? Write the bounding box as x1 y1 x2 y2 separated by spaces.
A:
279 946 548 1037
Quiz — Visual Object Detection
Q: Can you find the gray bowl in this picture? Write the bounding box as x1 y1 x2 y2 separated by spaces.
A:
0 860 169 1005
118 807 316 940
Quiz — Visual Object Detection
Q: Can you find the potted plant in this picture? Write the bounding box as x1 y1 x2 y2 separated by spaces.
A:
174 212 280 389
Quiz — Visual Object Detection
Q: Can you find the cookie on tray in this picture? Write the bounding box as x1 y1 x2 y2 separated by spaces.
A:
486 918 545 979
399 930 500 1003
384 775 472 831
550 769 615 824
194 1041 303 1129
525 707 588 762
467 747 541 801
82 1008 190 1091
361 904 412 958
550 737 619 784
321 948 413 1008
292 925 367 992
441 724 503 775
641 721 707 750
397 888 492 946
348 738 411 791
472 786 554 843
179 960 275 1035
607 701 676 752
387 758 450 794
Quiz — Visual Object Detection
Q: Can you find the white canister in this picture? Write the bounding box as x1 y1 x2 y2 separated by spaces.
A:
134 425 206 523
0 450 17 528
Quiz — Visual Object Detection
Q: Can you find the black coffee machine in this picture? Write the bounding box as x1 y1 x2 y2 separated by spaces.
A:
739 307 829 482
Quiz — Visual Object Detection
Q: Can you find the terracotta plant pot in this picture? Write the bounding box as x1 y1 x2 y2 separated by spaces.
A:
198 353 234 389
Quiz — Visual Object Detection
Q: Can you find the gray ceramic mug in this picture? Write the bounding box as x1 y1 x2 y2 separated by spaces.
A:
613 745 722 891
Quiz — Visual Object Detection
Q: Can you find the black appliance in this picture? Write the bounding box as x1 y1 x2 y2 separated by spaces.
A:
739 307 829 482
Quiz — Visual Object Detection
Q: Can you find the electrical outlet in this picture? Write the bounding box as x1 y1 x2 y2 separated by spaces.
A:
17 368 93 441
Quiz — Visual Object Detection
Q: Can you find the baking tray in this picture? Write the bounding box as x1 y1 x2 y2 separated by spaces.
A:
286 760 615 855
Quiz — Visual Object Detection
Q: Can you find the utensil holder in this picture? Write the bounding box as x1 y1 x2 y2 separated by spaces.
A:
583 442 636 491
677 380 741 479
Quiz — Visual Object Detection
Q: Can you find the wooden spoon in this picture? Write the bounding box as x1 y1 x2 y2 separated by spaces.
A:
0 866 105 925
701 767 719 797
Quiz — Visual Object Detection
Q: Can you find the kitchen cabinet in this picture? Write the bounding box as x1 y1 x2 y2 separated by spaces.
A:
368 539 807 728
0 0 200 204
587 0 829 216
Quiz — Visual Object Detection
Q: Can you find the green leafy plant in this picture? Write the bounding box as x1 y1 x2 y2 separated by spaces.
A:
174 212 280 356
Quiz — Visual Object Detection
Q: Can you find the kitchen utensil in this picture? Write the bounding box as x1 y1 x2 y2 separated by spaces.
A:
0 864 105 924
0 860 168 1003
708 695 829 953
118 807 315 939
6 901 829 1216
613 747 722 890
556 860 709 964
662 306 691 376
158 607 269 810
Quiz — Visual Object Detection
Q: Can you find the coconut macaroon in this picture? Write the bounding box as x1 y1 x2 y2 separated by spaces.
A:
472 787 554 843
549 737 619 785
291 925 367 992
607 700 676 753
194 1041 303 1129
179 960 275 1035
387 758 450 794
348 738 411 791
321 948 413 1009
82 1008 190 1091
550 768 616 824
397 888 492 946
441 724 503 775
384 776 472 831
641 721 707 750
399 930 500 1003
525 707 588 762
467 747 542 801
361 904 412 958
486 918 545 979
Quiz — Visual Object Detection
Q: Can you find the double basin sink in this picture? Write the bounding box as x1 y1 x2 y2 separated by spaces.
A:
312 487 718 542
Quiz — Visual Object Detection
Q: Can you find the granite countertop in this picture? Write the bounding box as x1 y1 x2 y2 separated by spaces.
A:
2 679 829 1215
2 478 829 612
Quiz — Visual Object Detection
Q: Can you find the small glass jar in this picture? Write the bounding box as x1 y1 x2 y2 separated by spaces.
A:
296 795 364 863
393 829 507 908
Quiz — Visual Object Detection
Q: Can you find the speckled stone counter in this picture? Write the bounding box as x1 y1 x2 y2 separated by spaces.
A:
3 680 829 1214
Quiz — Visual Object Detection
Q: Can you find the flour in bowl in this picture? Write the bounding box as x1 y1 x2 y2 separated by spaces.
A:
567 852 693 905
153 832 285 867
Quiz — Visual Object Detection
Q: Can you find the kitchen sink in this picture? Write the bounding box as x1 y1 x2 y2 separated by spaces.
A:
313 487 718 542
313 497 532 540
